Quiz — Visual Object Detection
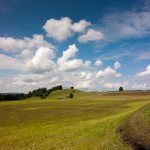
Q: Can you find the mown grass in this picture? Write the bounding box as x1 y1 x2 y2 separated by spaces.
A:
0 89 150 150
120 103 150 150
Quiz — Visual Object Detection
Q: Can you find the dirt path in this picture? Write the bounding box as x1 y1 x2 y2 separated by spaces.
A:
118 104 150 150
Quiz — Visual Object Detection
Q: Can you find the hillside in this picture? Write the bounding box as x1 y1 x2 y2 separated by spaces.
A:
47 88 89 99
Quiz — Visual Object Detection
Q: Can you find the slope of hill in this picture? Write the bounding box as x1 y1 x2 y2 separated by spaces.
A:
47 88 89 99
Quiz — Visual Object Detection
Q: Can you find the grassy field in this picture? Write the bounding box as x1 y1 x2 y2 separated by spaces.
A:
120 103 150 149
0 89 150 150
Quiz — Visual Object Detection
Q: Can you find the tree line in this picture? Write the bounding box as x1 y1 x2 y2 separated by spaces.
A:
0 85 63 101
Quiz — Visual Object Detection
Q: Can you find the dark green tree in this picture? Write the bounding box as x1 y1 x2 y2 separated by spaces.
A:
119 87 124 91
69 93 74 98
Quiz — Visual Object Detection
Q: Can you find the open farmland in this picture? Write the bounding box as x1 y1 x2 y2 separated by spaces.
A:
0 89 150 150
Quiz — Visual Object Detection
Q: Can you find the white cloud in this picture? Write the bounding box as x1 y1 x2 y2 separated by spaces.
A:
20 49 33 60
136 64 150 77
57 44 78 63
57 44 85 71
83 60 91 68
104 81 128 89
95 66 121 79
0 54 24 70
75 72 92 80
43 17 91 42
78 29 103 43
100 11 150 42
132 83 147 89
26 47 56 73
13 74 47 83
72 20 91 32
95 60 103 67
104 83 121 89
0 34 54 53
0 37 25 52
76 80 92 90
58 59 83 72
114 61 121 69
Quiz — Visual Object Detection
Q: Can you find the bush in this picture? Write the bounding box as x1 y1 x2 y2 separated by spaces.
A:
40 94 47 99
69 93 74 98
119 87 124 91
70 86 74 89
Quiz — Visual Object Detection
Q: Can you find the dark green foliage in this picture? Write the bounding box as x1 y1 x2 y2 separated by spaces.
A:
40 93 47 99
0 85 63 101
69 93 74 98
71 86 74 89
26 91 32 98
51 85 63 91
119 87 124 91
27 85 63 99
0 93 25 101
31 88 47 97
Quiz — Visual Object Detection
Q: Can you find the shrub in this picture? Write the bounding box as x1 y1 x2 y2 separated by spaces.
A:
69 93 73 98
40 94 47 99
119 87 124 91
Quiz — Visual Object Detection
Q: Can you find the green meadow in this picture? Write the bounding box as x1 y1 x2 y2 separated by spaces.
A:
0 89 150 150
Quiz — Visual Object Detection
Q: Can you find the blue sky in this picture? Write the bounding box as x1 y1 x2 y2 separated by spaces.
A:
0 0 150 92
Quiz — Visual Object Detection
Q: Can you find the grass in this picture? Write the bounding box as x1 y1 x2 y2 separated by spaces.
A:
120 103 150 150
0 89 150 150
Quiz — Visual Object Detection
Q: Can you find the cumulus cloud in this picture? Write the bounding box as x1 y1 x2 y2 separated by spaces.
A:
72 20 91 32
0 34 54 53
57 44 85 71
26 47 56 73
0 41 125 92
83 60 91 68
132 83 147 89
136 64 150 77
20 49 33 60
114 61 121 69
43 17 91 42
75 72 92 80
104 81 128 89
95 66 121 79
78 29 103 43
0 54 24 70
57 44 78 63
76 80 92 90
95 60 103 67
0 37 25 52
58 59 83 72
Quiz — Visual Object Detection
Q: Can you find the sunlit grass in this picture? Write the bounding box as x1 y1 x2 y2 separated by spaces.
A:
0 89 150 150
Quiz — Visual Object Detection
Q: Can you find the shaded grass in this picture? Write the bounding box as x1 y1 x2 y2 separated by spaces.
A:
0 89 150 150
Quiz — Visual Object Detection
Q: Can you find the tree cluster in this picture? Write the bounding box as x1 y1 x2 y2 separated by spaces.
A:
0 93 25 101
26 85 63 99
0 85 63 101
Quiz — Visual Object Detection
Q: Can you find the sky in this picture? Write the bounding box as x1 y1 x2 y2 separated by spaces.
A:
0 0 150 93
